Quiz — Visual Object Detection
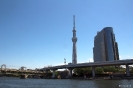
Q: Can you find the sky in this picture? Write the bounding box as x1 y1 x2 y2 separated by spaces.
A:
0 0 133 69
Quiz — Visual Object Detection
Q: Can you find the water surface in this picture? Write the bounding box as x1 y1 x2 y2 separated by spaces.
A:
0 77 132 88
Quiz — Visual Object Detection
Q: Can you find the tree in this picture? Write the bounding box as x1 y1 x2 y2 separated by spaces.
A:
74 68 83 75
74 67 92 75
103 66 118 72
82 67 92 74
95 67 103 74
55 71 59 76
131 67 133 73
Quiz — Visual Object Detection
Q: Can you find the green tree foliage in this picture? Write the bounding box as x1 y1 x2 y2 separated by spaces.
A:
95 67 103 74
74 68 83 75
131 67 133 73
83 67 92 74
55 71 59 76
103 66 118 72
74 66 121 75
74 67 92 75
118 67 126 73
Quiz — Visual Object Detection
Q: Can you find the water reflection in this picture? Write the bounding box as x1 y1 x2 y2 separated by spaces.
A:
93 79 133 88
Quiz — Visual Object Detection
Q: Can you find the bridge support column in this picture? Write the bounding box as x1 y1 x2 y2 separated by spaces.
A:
92 67 95 78
68 68 73 77
126 64 130 76
52 70 56 78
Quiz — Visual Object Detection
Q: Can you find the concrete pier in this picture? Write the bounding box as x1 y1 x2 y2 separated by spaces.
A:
52 70 56 78
92 67 95 77
69 68 73 77
126 64 130 76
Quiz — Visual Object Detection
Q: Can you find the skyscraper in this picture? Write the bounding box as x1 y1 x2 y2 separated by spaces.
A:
72 15 77 64
93 27 119 62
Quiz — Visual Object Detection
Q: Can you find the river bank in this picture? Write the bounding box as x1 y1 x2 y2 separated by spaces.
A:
1 72 133 80
1 75 133 80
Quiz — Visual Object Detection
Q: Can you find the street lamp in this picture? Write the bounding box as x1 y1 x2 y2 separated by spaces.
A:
64 58 66 65
64 58 67 71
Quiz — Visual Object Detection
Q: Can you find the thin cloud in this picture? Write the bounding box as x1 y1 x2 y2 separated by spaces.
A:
78 58 94 63
127 56 130 58
53 62 65 66
88 58 94 62
119 55 133 60
64 49 67 51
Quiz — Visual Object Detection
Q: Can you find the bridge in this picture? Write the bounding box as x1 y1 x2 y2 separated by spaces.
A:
40 59 133 78
0 65 44 78
1 59 133 78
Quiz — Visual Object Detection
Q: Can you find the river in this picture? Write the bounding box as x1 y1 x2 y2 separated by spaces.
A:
0 77 132 88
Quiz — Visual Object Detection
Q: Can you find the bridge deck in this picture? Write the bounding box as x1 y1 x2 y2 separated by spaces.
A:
42 59 133 70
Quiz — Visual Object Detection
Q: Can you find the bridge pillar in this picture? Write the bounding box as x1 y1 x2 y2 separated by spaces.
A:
126 64 130 76
52 70 56 78
68 68 73 77
92 67 95 78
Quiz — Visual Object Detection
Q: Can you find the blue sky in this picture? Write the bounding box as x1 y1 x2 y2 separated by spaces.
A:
0 0 133 69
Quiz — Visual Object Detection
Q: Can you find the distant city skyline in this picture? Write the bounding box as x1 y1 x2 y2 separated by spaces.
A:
0 0 133 69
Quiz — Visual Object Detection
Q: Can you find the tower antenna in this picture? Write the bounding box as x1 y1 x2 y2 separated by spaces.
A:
73 15 75 28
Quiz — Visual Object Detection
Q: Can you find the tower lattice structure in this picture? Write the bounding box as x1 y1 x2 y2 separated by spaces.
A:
72 15 77 64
